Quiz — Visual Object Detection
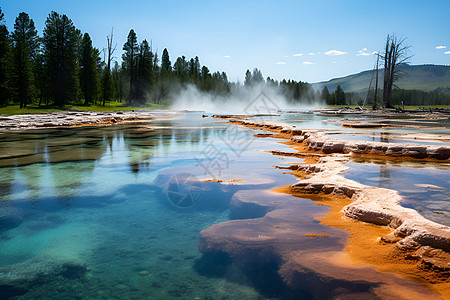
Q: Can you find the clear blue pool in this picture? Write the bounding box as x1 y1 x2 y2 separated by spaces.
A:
0 111 447 299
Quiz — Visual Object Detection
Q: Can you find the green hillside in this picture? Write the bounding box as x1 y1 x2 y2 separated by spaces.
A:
313 64 450 93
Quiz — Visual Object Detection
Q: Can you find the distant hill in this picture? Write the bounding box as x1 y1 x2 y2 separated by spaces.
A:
313 64 450 93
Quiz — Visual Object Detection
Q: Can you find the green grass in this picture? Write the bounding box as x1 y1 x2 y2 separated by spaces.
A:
327 104 450 109
0 102 171 115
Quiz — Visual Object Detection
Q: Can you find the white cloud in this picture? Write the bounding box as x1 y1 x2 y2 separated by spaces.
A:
325 50 348 56
294 53 303 56
358 50 363 53
445 51 450 54
371 51 378 55
362 48 367 51
333 61 337 64
357 52 371 56
224 55 231 58
276 61 286 65
436 45 447 49
284 55 289 58
303 61 315 65
308 52 315 55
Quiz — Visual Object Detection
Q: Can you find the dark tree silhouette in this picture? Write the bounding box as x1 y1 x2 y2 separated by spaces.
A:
11 12 38 108
122 29 138 104
382 34 411 108
80 33 98 105
43 12 79 106
0 7 10 106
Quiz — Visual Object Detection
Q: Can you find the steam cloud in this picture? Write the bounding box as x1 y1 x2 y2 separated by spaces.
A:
170 83 324 114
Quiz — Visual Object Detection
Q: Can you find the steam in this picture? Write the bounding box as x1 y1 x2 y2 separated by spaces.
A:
170 83 324 114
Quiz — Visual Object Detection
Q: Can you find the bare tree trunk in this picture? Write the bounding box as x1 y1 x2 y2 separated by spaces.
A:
382 34 411 108
373 54 379 110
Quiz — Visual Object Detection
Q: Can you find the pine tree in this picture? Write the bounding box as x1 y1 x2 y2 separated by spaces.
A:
80 33 97 105
122 29 138 104
43 12 79 106
252 68 264 84
244 69 252 86
0 7 11 106
321 86 331 105
161 48 171 72
101 67 113 106
11 12 38 108
173 56 188 81
135 39 154 104
334 85 346 105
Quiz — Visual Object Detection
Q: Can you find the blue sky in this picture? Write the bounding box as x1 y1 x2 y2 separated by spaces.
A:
2 0 450 83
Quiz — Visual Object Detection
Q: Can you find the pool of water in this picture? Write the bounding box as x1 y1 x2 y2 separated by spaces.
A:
326 133 450 145
343 162 450 226
0 112 448 299
0 113 334 299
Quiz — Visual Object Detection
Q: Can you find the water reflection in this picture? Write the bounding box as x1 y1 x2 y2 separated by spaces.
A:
344 162 450 226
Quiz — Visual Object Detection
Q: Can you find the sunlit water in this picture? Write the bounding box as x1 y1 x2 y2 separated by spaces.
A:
0 111 448 299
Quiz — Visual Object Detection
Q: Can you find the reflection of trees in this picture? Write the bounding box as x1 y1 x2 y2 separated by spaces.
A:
379 132 390 143
0 121 214 197
379 164 391 189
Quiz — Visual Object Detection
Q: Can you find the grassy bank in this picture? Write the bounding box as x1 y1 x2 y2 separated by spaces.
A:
0 102 170 115
327 104 450 109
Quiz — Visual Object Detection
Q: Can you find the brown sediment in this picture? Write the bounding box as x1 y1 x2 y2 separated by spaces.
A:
217 116 450 298
305 234 329 238
275 185 450 298
202 178 223 182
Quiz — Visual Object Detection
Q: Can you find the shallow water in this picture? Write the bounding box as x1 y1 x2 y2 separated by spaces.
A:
0 112 448 299
327 133 450 145
344 162 450 226
0 113 327 299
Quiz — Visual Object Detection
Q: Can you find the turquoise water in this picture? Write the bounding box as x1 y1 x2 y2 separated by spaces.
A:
0 113 330 299
0 112 448 299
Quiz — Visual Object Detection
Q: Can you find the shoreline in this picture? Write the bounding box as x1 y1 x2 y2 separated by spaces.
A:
0 110 182 131
223 116 449 297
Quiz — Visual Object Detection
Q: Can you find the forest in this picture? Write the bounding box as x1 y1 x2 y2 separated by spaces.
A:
0 8 320 109
0 8 447 110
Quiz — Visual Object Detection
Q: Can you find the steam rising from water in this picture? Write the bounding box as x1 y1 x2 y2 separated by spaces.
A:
170 83 324 114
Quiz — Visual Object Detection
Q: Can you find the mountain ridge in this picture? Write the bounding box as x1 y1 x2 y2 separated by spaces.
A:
312 64 450 93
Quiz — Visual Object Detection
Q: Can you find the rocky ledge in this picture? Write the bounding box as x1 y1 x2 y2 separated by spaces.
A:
227 117 450 252
0 111 175 131
196 116 450 297
228 118 450 160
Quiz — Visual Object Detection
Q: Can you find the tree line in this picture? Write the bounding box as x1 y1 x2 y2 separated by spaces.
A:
0 8 240 108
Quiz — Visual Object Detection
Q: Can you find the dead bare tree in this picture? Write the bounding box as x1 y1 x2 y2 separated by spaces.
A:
106 28 117 71
381 34 412 108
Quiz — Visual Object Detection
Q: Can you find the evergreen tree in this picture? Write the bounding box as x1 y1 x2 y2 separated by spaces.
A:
112 61 123 102
122 29 138 104
321 86 331 105
101 67 113 106
194 56 201 80
0 7 11 106
11 12 38 108
33 51 48 106
173 56 188 81
43 11 79 106
244 69 252 86
252 68 264 84
334 85 346 105
161 48 171 72
135 39 154 104
80 33 97 105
